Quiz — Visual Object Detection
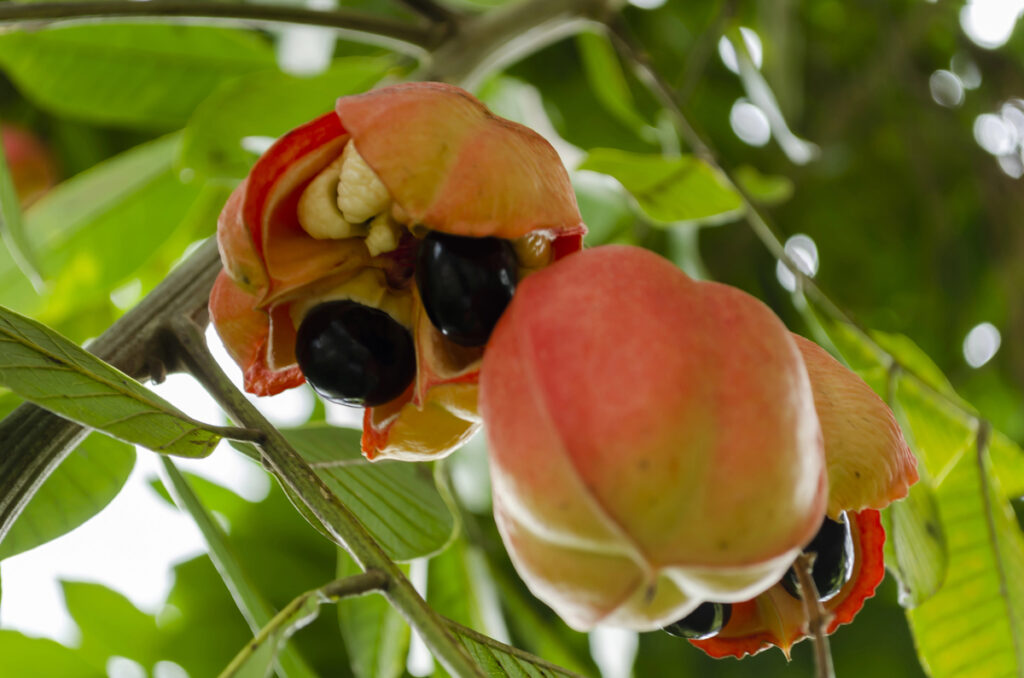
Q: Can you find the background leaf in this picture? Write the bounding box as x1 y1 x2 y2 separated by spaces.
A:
0 306 220 457
0 25 274 130
179 55 396 180
0 630 104 678
0 136 42 289
336 551 410 678
0 432 135 560
575 32 653 140
275 424 456 561
578 148 742 225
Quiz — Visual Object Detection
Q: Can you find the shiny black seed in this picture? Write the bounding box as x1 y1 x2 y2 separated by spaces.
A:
295 300 415 408
414 231 518 347
781 512 855 602
662 602 732 640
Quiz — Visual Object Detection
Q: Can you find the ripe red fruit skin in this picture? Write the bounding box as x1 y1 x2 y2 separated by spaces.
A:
209 83 584 461
479 245 828 631
1 124 57 207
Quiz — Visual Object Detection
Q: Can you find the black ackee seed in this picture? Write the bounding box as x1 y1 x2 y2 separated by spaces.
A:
415 231 518 347
781 512 855 602
662 602 732 640
295 300 415 408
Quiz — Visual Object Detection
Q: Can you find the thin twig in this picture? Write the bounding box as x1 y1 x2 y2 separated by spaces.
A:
166 316 484 678
603 16 987 428
0 1 438 50
794 553 837 678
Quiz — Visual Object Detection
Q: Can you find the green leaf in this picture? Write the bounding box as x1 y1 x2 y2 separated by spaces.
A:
733 165 794 205
448 622 587 678
0 135 43 290
180 55 396 179
0 629 104 677
219 573 383 678
429 538 506 635
907 437 1024 678
0 305 220 457
578 149 743 225
821 320 1024 676
0 25 274 129
882 473 948 608
158 459 317 678
275 424 456 561
0 135 206 333
575 32 653 139
219 591 325 678
336 551 410 678
62 580 161 668
0 432 134 559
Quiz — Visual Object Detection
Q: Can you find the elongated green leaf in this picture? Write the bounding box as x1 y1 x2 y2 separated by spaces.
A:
575 32 653 139
219 574 383 678
907 438 1024 678
0 135 206 335
180 55 396 179
276 424 456 560
159 460 317 678
0 136 42 289
0 630 104 678
0 25 274 129
0 432 134 560
821 320 1024 677
62 580 161 669
578 149 743 225
337 551 410 678
0 306 219 457
448 622 587 678
882 473 948 608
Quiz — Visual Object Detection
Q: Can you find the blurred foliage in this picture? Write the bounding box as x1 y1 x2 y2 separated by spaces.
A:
1 0 1023 677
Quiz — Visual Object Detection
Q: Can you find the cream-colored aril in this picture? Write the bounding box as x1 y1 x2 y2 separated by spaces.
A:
289 268 414 331
337 141 391 224
365 213 404 257
297 155 367 240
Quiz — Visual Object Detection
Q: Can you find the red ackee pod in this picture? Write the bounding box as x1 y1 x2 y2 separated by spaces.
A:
210 82 585 461
692 335 918 657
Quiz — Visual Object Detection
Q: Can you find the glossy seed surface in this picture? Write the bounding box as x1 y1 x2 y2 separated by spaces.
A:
295 300 415 407
781 511 855 602
662 602 732 640
415 231 518 346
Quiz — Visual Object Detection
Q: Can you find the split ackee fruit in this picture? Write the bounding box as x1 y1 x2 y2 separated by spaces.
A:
479 245 918 652
210 82 585 461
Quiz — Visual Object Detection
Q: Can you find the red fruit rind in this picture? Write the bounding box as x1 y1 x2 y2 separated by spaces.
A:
334 82 585 241
692 509 886 658
793 335 919 516
2 124 58 207
480 245 827 630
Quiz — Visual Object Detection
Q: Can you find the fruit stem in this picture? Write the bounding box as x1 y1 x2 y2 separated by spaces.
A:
166 315 486 678
794 553 837 678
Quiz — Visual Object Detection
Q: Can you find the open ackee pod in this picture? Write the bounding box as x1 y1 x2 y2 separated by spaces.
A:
210 82 585 461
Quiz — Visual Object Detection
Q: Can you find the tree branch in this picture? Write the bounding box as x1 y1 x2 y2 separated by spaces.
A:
0 1 440 52
165 316 484 678
394 0 458 25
